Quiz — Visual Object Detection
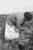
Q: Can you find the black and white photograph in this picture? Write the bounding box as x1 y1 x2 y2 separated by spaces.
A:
0 0 33 50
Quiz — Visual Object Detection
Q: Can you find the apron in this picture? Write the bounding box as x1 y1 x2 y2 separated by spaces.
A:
5 22 19 40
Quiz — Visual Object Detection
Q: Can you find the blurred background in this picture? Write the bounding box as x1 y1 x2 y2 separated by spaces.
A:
0 0 33 14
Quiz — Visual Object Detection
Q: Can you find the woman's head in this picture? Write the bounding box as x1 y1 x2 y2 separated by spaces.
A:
24 12 32 21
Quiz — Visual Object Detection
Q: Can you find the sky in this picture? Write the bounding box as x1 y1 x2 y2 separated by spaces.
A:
0 0 33 14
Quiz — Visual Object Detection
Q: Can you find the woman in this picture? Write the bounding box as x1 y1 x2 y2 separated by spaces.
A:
5 12 24 40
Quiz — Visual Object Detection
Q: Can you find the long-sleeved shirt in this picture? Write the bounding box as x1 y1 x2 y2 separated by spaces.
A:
5 12 24 40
